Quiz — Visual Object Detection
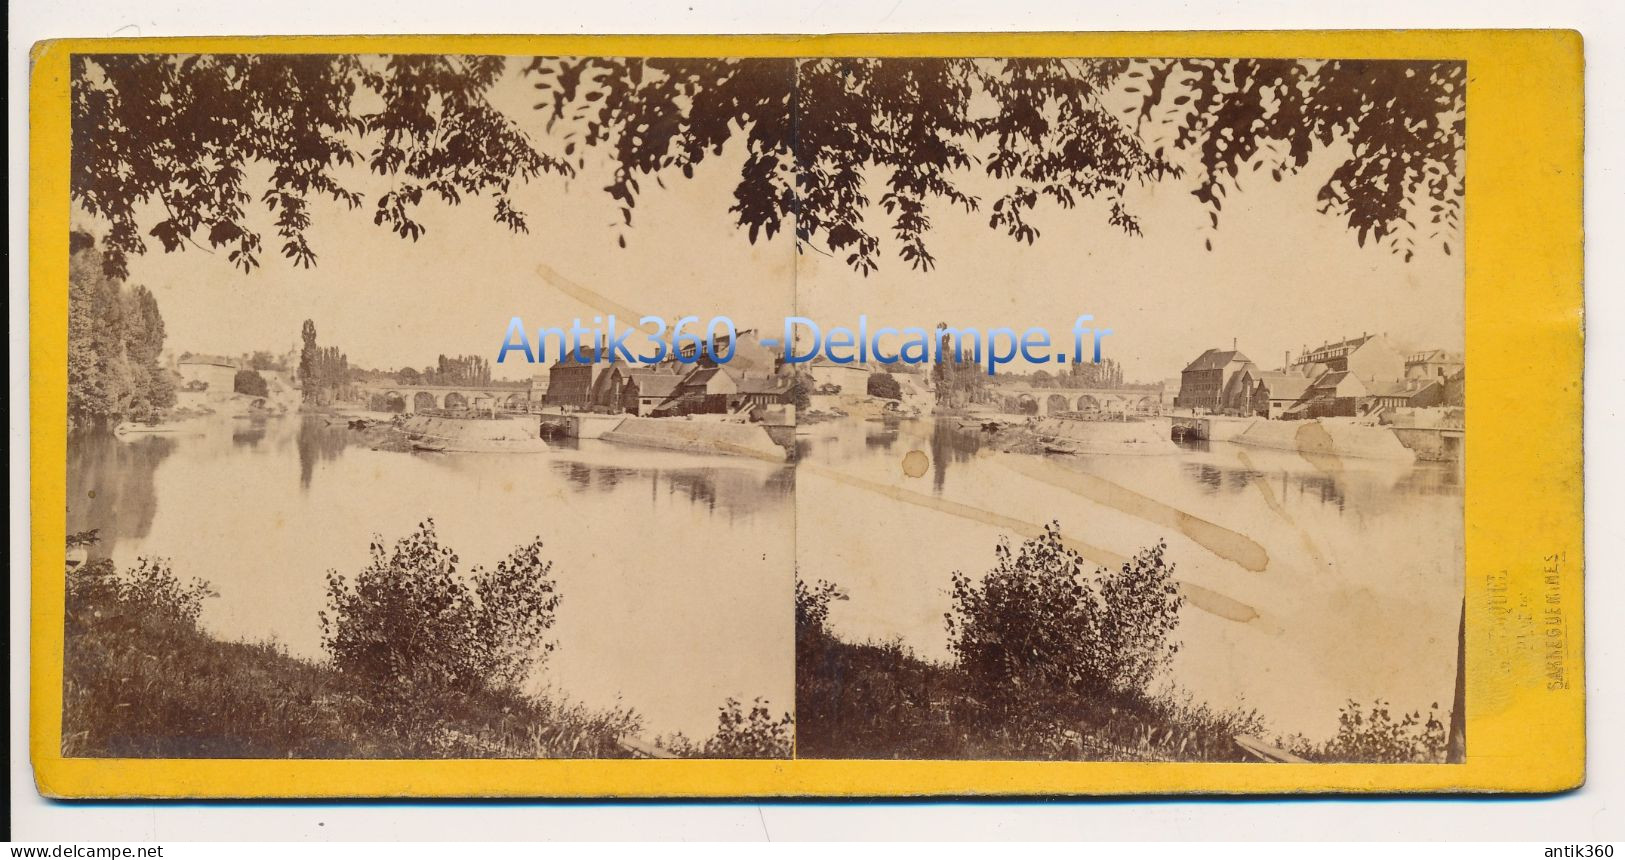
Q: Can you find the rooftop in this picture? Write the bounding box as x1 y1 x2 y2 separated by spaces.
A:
1182 348 1251 373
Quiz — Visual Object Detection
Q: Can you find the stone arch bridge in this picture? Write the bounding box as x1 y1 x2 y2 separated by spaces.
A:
354 382 532 413
997 385 1166 417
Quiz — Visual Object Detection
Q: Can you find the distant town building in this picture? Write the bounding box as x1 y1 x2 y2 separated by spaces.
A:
1219 364 1266 416
1175 348 1255 412
1254 372 1313 419
621 367 685 416
1366 379 1446 413
1283 371 1370 419
175 353 240 394
804 357 874 394
653 365 791 416
543 342 620 410
1289 333 1404 382
1405 349 1464 382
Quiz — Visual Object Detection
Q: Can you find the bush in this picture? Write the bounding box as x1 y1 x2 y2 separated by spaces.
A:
1282 699 1449 763
66 541 216 637
867 372 902 400
233 368 269 397
663 697 793 759
946 522 1182 701
319 520 560 700
795 578 847 638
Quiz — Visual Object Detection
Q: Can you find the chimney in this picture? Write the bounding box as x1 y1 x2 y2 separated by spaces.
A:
1232 337 1237 351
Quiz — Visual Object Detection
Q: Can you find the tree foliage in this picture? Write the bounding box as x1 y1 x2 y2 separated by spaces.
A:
232 368 269 398
319 520 562 700
661 697 794 759
1283 699 1450 763
72 55 1464 277
297 319 352 405
946 523 1183 701
1120 58 1464 261
67 230 177 430
72 54 570 279
423 354 494 386
866 371 903 400
66 531 216 638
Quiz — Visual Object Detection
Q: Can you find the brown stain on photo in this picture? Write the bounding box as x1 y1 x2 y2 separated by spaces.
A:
804 462 1265 627
996 455 1271 572
1293 420 1345 474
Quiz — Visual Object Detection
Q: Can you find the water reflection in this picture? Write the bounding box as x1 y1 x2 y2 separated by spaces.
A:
928 420 984 493
295 419 350 489
66 412 1463 743
66 433 176 560
231 423 268 449
66 416 794 740
795 416 1464 741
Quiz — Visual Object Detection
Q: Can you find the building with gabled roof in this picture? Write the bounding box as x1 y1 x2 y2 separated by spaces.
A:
1175 347 1256 413
1291 333 1405 384
1405 349 1464 382
1255 372 1315 419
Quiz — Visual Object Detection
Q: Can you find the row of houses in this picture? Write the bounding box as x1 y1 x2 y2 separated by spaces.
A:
1176 334 1463 420
536 330 796 417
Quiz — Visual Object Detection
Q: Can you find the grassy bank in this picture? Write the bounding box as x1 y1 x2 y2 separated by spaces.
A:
794 526 1452 763
63 568 641 759
795 618 1265 761
62 527 790 759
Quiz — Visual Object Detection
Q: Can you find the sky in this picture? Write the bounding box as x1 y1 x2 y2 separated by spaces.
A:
98 58 1463 384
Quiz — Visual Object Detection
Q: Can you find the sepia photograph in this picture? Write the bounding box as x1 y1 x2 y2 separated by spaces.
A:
61 51 1464 764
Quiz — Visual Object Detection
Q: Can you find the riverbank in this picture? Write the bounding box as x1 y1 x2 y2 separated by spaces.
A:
971 415 1179 456
602 416 791 462
63 578 642 759
398 414 550 453
62 541 792 759
794 608 1268 761
795 600 1452 763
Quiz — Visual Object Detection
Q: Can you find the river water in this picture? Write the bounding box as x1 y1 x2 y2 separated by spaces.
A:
794 417 1464 742
68 413 1462 743
68 416 796 742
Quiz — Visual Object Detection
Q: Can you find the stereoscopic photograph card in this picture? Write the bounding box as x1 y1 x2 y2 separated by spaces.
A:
26 30 1583 797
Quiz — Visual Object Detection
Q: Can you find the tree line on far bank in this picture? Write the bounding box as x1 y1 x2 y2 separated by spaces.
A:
68 231 174 432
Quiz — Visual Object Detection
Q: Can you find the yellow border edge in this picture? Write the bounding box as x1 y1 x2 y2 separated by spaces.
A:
29 30 1585 798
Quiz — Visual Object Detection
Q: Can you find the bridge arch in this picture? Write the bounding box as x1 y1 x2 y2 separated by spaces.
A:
1015 393 1039 415
382 391 407 413
413 391 438 412
1045 393 1071 415
1077 394 1101 415
443 391 468 411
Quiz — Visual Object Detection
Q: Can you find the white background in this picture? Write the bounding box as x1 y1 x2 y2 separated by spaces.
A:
8 0 1623 842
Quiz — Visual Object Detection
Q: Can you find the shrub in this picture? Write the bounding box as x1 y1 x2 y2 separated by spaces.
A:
663 697 793 759
233 368 269 397
866 372 902 400
946 522 1182 701
1284 699 1449 763
795 578 847 638
66 546 216 636
319 520 560 700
